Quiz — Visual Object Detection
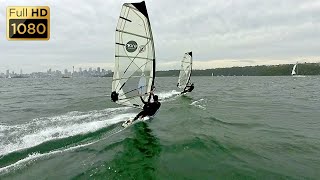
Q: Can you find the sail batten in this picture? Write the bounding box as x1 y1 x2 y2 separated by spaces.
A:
115 55 154 61
177 51 193 90
112 1 155 109
115 29 151 39
119 16 132 22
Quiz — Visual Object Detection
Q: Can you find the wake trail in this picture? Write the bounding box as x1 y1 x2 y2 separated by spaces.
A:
0 90 180 174
0 111 136 175
0 107 134 156
0 123 127 175
0 90 178 157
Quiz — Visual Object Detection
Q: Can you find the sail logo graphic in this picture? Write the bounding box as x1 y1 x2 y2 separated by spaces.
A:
126 41 137 52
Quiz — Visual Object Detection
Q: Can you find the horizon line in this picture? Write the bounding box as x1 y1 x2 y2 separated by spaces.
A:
1 61 319 74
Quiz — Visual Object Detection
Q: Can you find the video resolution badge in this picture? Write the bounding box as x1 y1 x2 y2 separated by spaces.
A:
7 6 50 41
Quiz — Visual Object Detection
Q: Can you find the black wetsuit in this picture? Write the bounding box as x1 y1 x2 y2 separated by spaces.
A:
133 96 161 121
181 84 194 94
187 85 194 92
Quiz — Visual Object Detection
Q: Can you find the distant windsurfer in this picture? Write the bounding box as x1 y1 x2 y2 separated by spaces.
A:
181 83 194 94
125 92 161 124
111 91 119 102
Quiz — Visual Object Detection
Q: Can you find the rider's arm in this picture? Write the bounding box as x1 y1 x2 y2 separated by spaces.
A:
147 91 155 102
140 96 146 104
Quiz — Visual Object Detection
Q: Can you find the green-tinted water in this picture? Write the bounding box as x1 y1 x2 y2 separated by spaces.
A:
0 76 319 179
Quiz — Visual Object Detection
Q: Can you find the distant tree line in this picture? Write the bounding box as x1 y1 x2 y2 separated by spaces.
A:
105 63 320 77
156 63 320 76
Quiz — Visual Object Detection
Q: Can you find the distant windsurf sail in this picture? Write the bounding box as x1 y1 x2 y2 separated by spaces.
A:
177 51 192 90
111 1 155 109
291 62 297 75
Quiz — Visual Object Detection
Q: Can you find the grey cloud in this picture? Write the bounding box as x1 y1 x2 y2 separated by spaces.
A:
0 0 319 73
151 0 320 62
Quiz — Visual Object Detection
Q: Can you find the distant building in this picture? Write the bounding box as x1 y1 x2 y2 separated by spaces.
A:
55 70 62 76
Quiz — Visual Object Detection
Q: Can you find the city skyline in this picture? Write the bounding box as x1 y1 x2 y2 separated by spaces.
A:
0 66 112 74
0 66 112 78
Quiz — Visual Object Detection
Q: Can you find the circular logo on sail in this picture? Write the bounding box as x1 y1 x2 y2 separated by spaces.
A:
126 41 138 52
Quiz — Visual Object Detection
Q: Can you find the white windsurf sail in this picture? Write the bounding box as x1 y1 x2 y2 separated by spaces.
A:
177 51 192 90
291 62 297 75
111 1 155 109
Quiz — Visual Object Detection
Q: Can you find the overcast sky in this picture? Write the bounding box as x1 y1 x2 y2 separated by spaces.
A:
0 0 319 73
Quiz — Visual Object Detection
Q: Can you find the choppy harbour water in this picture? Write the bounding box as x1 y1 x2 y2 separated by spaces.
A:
0 76 320 179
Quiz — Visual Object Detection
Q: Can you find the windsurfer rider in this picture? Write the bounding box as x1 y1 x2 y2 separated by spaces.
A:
126 92 161 124
181 83 194 94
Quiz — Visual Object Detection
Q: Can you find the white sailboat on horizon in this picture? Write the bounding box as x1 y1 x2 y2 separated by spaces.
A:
291 62 298 76
291 62 305 77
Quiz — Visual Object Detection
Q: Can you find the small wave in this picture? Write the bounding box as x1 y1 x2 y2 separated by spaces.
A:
0 143 90 175
206 117 264 129
157 90 180 101
190 99 206 110
0 152 41 175
164 136 230 158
